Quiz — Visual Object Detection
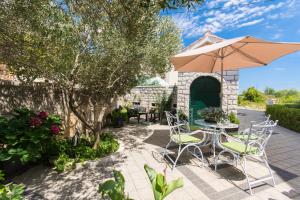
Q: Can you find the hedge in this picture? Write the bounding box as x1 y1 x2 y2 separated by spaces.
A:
266 105 300 133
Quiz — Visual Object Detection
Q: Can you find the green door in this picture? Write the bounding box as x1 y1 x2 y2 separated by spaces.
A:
189 76 221 123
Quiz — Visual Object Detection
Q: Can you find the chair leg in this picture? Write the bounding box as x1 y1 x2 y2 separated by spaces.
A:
193 145 204 167
172 144 182 169
163 140 172 157
240 156 253 195
263 152 276 187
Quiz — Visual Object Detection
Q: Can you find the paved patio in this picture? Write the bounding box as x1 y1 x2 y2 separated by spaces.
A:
15 109 300 200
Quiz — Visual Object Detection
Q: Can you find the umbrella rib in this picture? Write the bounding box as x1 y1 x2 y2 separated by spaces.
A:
210 49 220 73
224 43 248 57
230 45 267 65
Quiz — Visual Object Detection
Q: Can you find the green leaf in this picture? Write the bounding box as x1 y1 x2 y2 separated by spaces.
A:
0 152 12 162
163 178 183 198
144 164 157 183
99 180 116 197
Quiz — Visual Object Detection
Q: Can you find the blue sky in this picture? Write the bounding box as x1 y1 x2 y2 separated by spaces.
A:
162 0 300 93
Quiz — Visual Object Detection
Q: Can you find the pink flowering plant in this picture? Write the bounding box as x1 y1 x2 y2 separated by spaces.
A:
0 107 62 164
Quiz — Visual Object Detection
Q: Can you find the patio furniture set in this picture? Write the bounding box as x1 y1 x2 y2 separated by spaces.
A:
163 111 278 195
128 107 161 123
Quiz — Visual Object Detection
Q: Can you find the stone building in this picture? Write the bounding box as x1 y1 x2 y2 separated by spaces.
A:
126 32 239 121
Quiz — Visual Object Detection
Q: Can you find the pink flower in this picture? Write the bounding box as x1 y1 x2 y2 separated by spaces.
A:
37 111 48 119
50 124 60 135
30 117 42 127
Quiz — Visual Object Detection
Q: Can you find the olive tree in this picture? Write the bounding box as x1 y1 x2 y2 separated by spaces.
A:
0 0 182 147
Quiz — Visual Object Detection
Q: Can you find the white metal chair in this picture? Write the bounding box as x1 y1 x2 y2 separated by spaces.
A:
163 111 206 169
231 114 271 141
215 120 278 195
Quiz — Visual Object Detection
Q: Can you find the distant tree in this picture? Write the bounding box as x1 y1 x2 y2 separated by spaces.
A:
242 87 265 103
264 87 276 95
0 0 181 147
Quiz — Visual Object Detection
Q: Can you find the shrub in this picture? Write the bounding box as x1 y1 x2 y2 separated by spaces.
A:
53 132 119 172
53 153 76 173
109 107 128 127
177 109 188 121
228 112 240 124
0 107 62 164
242 87 265 103
266 105 300 133
0 170 25 200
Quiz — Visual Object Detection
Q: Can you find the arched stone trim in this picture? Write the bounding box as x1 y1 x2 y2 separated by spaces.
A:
176 72 237 118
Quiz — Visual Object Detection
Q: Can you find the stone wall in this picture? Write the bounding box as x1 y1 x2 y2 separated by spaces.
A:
123 86 177 111
0 80 83 137
177 70 239 117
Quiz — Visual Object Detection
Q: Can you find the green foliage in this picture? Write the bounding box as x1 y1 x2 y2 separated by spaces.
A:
0 107 61 164
199 107 225 123
264 87 276 95
177 109 188 121
158 0 204 9
0 170 25 200
99 170 132 200
53 153 76 173
53 133 119 172
266 105 300 133
155 91 173 123
275 89 300 104
144 164 183 200
242 87 265 103
228 112 240 124
110 107 128 127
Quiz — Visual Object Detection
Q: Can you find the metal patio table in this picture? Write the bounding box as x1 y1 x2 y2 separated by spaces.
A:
194 119 239 159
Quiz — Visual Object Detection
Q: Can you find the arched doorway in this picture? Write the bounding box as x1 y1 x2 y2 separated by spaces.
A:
189 76 221 122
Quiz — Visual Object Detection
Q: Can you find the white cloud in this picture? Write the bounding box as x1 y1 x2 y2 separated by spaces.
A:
271 33 282 39
171 0 299 38
237 19 264 28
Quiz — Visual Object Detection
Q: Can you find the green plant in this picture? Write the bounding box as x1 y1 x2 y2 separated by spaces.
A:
144 164 183 200
0 107 61 164
199 107 225 123
242 87 265 103
0 170 25 200
177 109 188 121
228 112 240 124
99 170 132 200
53 153 76 173
266 105 300 133
110 107 128 127
53 133 119 172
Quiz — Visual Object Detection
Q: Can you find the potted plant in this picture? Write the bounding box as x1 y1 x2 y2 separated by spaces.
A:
110 107 128 128
198 107 225 123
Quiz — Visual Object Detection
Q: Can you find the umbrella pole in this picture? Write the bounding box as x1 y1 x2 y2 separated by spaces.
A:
220 57 224 111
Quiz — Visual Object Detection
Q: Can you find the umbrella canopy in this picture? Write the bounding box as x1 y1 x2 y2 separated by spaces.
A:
171 35 300 111
172 36 300 73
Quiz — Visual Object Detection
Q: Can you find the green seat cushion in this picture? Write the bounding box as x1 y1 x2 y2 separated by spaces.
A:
190 125 201 131
172 134 201 143
231 133 258 140
221 141 258 154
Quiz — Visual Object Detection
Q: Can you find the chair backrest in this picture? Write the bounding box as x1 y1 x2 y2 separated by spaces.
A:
244 120 278 155
165 111 182 140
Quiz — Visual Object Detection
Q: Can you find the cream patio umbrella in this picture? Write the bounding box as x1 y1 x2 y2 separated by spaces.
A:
171 36 300 110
